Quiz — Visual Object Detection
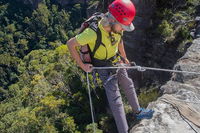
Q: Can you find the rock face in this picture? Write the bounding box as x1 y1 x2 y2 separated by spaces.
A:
123 0 179 88
124 0 156 48
130 38 200 133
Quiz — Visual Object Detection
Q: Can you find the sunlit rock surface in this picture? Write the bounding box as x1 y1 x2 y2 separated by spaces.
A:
130 38 200 133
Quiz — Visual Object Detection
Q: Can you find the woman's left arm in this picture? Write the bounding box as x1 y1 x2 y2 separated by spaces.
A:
118 39 130 64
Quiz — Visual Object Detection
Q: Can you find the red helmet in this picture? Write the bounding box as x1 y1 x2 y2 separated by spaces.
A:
108 0 136 31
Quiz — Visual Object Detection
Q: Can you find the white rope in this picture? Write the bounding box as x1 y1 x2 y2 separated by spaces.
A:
93 65 200 75
86 72 96 133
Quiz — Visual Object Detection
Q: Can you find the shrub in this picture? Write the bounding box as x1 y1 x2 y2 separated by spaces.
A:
157 20 174 38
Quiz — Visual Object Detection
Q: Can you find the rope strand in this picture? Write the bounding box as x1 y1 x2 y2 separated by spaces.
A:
86 72 96 132
92 65 200 75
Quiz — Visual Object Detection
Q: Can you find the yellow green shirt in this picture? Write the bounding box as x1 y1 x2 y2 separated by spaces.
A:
75 20 122 60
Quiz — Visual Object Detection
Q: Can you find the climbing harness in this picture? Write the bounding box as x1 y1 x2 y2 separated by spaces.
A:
78 12 104 64
86 64 200 133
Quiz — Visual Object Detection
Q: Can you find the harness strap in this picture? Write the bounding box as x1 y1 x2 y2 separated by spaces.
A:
90 27 104 58
88 19 121 64
80 50 90 54
92 55 118 67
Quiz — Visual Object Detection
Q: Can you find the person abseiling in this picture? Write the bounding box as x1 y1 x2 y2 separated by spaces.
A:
67 0 154 132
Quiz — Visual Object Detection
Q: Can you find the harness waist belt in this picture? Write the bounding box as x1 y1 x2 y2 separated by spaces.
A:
92 55 118 67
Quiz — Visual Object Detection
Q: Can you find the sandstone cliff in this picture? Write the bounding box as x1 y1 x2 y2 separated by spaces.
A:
130 37 200 133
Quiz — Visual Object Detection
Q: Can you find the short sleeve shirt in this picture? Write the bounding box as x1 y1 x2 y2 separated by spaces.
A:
75 20 122 60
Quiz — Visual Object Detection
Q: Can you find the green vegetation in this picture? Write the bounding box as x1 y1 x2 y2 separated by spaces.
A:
157 20 173 38
0 0 199 132
0 0 108 132
156 0 199 52
0 46 80 132
0 45 108 132
138 87 159 108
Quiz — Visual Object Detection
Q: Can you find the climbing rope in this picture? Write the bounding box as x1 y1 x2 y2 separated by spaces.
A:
86 64 200 133
93 65 200 75
86 72 96 133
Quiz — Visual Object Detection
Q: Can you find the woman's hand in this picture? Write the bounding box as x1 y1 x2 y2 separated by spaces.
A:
124 58 130 65
81 63 93 72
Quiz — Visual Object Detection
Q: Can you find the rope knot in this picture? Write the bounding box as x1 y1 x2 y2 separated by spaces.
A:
136 66 146 72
